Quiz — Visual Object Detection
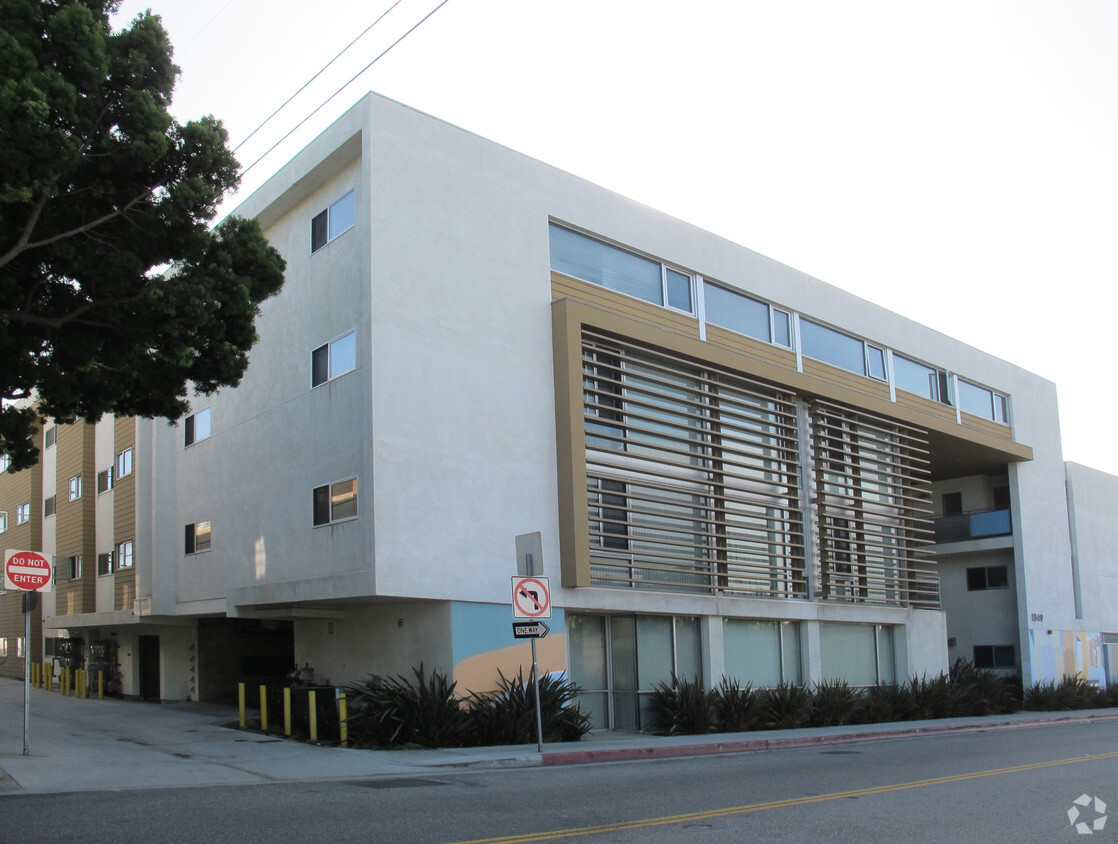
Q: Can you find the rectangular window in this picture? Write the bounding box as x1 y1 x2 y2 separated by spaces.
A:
772 309 792 347
68 475 82 501
893 355 950 404
313 478 358 526
44 426 56 448
866 345 886 381
311 330 356 387
67 555 82 580
800 319 867 375
97 552 114 576
942 492 963 516
116 540 134 570
664 268 692 312
16 502 30 525
549 224 664 307
115 448 133 479
0 454 9 472
185 521 212 554
44 496 56 518
958 379 1009 423
185 408 212 446
704 282 771 342
966 565 1009 591
311 189 355 252
0 511 6 533
973 644 1015 668
97 468 113 494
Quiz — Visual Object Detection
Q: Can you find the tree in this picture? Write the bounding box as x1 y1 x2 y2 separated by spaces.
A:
0 0 286 471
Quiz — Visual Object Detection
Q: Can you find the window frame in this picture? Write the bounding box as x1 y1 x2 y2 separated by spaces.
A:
67 554 82 580
97 552 114 577
116 540 134 570
185 521 212 555
185 408 212 446
97 468 113 494
44 496 56 518
68 474 82 501
313 477 359 527
44 426 56 448
16 502 30 525
310 189 356 253
0 454 10 472
966 565 1009 591
311 330 357 388
973 644 1015 669
0 511 6 533
115 447 133 479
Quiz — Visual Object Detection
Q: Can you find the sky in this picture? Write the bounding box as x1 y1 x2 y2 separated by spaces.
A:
112 0 1118 475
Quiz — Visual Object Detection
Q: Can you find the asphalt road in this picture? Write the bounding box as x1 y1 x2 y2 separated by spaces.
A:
3 719 1115 843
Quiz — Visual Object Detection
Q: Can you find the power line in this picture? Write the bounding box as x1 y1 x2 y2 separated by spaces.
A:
239 0 454 179
232 0 405 154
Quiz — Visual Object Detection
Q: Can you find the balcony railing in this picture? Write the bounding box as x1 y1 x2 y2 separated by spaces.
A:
933 508 1012 544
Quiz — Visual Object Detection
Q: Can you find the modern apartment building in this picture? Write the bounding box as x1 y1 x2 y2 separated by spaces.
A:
2 93 1115 727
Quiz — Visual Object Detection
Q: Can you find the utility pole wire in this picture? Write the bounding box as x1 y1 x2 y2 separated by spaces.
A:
239 0 453 179
232 0 405 154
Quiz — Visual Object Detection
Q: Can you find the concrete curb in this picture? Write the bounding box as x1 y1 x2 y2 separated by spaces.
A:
539 711 1118 766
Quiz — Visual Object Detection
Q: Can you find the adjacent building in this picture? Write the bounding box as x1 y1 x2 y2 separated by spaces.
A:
1 93 1115 727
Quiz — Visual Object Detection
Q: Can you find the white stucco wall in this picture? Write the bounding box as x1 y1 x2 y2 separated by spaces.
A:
1066 463 1118 634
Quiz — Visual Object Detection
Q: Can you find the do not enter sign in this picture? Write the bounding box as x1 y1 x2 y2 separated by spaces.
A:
4 550 53 593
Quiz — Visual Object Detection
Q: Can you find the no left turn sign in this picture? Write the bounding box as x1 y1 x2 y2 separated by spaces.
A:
512 576 551 619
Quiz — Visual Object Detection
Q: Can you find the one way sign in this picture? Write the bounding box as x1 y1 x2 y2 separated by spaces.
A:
512 621 550 639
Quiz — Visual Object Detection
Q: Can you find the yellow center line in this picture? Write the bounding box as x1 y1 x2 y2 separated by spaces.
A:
452 750 1118 844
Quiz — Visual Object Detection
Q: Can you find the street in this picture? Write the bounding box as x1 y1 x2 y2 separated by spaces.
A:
3 719 1115 843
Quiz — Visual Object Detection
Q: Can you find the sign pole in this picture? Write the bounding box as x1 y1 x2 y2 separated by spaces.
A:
23 601 31 755
531 638 543 752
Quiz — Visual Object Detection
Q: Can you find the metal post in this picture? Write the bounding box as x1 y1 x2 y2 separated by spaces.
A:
259 685 268 731
531 638 543 753
283 687 292 736
337 691 348 747
238 683 246 728
308 690 318 742
23 607 31 755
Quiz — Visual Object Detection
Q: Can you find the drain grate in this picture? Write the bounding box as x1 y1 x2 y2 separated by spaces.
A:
346 778 449 790
820 750 862 755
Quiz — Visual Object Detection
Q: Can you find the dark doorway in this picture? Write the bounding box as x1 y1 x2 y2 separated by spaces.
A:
138 635 160 701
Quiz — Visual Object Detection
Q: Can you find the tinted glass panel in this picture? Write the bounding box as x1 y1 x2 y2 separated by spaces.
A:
703 283 770 341
986 565 1009 588
772 310 791 347
331 479 357 521
867 346 886 380
195 408 211 441
958 380 994 419
893 356 940 400
313 486 331 526
665 269 692 311
966 567 987 591
800 320 866 375
330 331 356 378
328 191 355 240
311 345 329 387
194 521 212 552
311 211 328 252
549 225 662 305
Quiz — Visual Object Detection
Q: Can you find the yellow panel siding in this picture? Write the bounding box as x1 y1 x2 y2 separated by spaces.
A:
895 391 959 425
801 358 892 403
551 273 701 339
113 416 137 612
960 412 1015 442
54 423 96 615
705 325 798 373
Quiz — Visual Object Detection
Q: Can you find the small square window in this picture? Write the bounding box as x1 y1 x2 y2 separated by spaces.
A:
185 408 212 446
68 475 82 501
44 427 56 448
313 478 358 526
17 502 30 525
116 448 133 479
44 496 56 518
0 511 6 533
67 555 82 580
97 469 113 494
97 552 114 576
116 540 134 569
185 522 211 555
311 190 355 253
311 330 357 387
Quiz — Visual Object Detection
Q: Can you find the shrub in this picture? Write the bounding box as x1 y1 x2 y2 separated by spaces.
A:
712 678 763 732
344 665 470 748
908 672 956 720
810 679 862 727
1026 675 1104 711
857 683 914 724
647 675 716 735
466 669 591 745
948 659 1018 716
758 682 813 729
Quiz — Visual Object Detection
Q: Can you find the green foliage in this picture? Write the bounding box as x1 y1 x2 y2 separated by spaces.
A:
466 669 591 745
947 659 1019 716
0 0 285 470
1024 675 1104 711
647 675 716 736
345 665 470 748
712 678 763 732
757 682 813 730
856 682 914 724
810 679 863 727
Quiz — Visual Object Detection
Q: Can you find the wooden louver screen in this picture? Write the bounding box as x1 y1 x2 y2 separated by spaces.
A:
811 399 937 609
583 330 806 598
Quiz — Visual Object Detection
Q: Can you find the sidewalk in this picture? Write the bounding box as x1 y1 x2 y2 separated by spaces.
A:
2 676 1116 795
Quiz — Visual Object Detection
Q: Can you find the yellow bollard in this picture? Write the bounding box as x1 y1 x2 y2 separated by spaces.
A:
31 662 38 688
98 670 104 700
308 690 318 742
78 669 85 699
63 666 69 696
259 685 268 732
338 692 348 748
238 683 246 728
283 688 292 737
